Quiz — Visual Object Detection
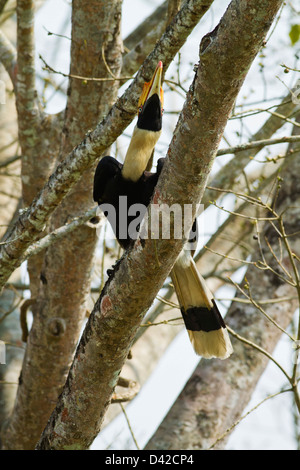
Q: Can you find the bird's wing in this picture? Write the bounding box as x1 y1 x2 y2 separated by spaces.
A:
93 156 122 203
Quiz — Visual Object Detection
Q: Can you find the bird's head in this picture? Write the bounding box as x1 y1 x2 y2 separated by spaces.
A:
137 61 164 132
122 61 164 181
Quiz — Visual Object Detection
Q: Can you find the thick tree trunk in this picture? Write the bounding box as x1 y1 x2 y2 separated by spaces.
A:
0 0 214 290
35 0 284 450
15 0 61 296
145 127 300 450
1 0 123 450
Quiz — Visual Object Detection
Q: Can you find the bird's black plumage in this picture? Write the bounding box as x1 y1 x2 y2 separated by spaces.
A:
93 156 164 249
137 94 162 132
92 61 232 359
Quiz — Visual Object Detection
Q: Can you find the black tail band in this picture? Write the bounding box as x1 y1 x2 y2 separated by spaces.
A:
181 300 226 332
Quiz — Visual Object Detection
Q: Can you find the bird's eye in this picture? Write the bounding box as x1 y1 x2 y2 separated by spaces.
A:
138 106 143 114
161 108 164 115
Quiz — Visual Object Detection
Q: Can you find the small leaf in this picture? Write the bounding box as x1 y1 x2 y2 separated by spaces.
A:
289 24 300 45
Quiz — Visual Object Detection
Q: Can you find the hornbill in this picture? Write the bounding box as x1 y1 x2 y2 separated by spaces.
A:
93 62 233 359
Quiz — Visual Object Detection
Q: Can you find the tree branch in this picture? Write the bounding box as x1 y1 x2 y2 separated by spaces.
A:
16 0 40 132
216 134 300 157
1 0 124 450
0 0 216 291
0 29 17 88
35 0 284 450
123 1 168 52
20 207 100 261
203 90 298 206
146 117 300 452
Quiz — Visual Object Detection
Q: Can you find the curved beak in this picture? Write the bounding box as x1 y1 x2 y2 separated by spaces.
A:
138 61 164 112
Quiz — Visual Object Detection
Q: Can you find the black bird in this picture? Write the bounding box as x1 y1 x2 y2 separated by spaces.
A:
93 62 233 359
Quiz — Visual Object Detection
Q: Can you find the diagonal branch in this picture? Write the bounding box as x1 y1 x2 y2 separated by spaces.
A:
123 1 168 52
35 0 284 450
0 0 215 290
146 152 300 450
216 135 300 156
0 29 17 88
16 0 40 133
146 112 300 452
203 90 299 206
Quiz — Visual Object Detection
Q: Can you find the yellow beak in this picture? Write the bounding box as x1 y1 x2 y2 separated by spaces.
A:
138 61 164 113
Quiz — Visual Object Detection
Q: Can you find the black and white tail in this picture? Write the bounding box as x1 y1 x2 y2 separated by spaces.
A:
171 250 233 359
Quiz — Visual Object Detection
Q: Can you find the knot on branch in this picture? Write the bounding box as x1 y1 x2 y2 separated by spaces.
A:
199 24 219 56
111 376 140 403
46 317 66 339
88 215 101 226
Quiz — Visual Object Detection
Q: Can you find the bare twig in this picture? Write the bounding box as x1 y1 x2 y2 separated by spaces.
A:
278 216 300 401
39 54 133 83
0 0 216 292
0 155 21 169
119 403 140 450
208 387 293 450
111 377 140 404
227 326 291 381
217 135 300 157
21 207 100 262
229 278 294 341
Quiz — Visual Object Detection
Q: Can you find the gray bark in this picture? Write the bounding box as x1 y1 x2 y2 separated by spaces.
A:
146 125 300 451
0 0 215 290
35 0 284 450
